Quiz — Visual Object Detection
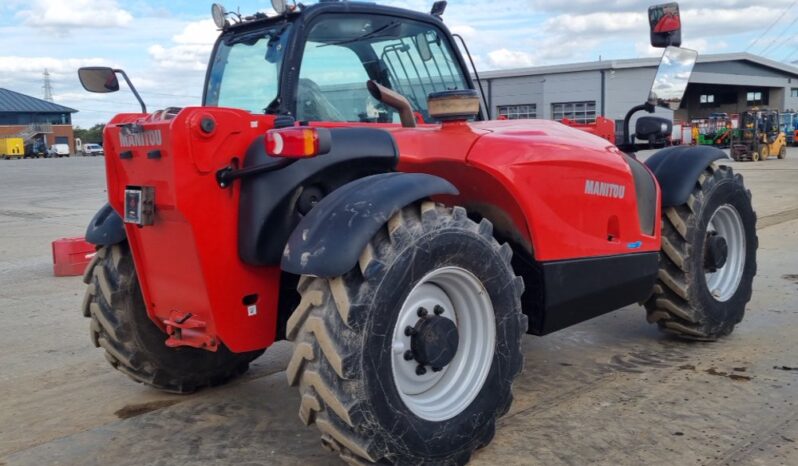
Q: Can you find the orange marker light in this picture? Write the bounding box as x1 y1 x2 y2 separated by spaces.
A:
265 127 331 158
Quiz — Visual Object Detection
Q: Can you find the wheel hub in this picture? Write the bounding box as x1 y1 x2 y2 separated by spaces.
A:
704 233 728 272
410 311 459 370
704 204 746 302
391 267 496 421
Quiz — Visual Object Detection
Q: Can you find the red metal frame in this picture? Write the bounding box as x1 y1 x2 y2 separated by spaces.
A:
103 109 281 353
559 116 617 145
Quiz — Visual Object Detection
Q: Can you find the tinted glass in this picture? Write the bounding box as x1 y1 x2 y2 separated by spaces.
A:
297 15 468 123
206 25 292 113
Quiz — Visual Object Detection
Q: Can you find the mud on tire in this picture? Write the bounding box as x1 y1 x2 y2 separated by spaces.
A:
82 242 262 393
645 163 758 340
286 202 527 465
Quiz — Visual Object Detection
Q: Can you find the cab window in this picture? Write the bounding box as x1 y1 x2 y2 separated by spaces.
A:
296 15 468 123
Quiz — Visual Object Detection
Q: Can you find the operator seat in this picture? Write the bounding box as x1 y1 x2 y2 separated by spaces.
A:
297 78 347 122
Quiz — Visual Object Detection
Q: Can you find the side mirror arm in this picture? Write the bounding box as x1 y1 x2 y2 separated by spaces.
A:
620 102 656 150
115 69 147 114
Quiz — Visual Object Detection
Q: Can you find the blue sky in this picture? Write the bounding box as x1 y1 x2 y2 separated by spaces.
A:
1 0 797 127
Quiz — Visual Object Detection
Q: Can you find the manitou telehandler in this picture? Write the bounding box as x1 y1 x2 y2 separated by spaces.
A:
77 2 757 464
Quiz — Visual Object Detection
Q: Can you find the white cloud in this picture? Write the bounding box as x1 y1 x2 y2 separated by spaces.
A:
173 19 218 45
0 56 109 87
545 12 644 35
16 0 133 31
488 49 538 68
148 19 217 71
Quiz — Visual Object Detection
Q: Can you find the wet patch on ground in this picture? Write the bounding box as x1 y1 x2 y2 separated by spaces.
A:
114 399 182 419
782 274 798 285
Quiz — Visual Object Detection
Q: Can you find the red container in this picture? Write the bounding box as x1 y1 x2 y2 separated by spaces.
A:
52 237 96 277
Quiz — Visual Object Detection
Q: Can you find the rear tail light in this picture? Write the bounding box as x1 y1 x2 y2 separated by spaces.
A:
265 127 332 158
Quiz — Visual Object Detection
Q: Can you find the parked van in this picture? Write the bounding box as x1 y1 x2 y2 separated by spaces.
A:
82 143 104 156
49 144 70 158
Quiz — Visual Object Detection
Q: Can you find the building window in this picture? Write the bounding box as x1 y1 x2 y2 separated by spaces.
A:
552 101 596 124
747 91 763 103
791 88 798 98
497 104 537 120
700 94 715 105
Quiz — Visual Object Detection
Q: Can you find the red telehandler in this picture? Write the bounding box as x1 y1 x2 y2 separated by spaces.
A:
78 2 756 464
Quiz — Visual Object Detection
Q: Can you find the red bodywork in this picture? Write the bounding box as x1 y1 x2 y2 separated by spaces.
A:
102 109 661 353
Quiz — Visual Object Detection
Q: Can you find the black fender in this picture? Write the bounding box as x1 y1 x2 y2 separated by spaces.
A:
644 145 727 207
281 173 459 277
239 127 398 266
85 203 126 246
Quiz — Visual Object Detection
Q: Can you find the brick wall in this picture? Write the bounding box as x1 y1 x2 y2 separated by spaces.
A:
0 125 76 154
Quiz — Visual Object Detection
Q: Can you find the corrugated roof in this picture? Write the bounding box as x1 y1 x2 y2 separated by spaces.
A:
0 88 77 114
477 52 798 80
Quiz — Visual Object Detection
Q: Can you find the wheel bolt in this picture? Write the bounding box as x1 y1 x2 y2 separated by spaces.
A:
416 365 427 376
417 307 428 317
404 350 414 361
433 305 445 315
405 326 416 336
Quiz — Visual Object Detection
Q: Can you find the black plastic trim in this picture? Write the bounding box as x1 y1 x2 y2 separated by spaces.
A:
281 172 459 277
624 154 657 235
239 127 399 266
526 252 659 335
644 145 726 207
85 203 126 246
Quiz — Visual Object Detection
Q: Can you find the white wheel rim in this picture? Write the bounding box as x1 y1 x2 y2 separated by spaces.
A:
390 266 496 422
704 204 746 302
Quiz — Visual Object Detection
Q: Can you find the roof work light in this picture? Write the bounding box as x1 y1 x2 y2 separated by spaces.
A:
211 3 228 29
272 0 298 15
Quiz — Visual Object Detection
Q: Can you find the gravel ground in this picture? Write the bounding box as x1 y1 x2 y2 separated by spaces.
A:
0 151 797 466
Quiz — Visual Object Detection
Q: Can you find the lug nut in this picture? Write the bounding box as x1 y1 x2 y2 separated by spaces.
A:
405 326 416 336
433 305 445 315
416 365 427 376
404 350 414 361
417 307 428 317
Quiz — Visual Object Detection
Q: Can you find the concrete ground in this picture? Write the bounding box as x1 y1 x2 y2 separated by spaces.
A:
1 150 797 466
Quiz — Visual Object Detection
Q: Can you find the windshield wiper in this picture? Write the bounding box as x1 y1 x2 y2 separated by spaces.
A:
320 21 400 47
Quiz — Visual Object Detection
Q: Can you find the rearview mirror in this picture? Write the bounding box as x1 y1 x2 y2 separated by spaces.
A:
649 2 682 48
78 67 120 93
649 46 697 111
416 32 433 62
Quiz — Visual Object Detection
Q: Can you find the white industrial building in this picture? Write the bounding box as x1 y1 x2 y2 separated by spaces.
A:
476 53 798 131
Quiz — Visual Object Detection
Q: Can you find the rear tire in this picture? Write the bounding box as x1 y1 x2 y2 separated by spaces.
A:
778 146 787 159
286 203 526 465
82 243 262 393
645 164 757 340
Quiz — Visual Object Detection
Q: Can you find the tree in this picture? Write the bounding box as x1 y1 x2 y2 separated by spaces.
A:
74 124 106 144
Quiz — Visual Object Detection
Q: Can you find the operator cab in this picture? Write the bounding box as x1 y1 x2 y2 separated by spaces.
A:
203 1 479 125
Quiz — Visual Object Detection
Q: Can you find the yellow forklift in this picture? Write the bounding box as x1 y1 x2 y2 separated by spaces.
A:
731 109 787 161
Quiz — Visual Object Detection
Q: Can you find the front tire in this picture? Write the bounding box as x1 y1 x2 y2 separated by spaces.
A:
778 146 787 159
82 243 262 393
286 203 526 465
645 164 757 340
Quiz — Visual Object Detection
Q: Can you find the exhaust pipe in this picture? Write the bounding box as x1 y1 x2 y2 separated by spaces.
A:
367 80 417 128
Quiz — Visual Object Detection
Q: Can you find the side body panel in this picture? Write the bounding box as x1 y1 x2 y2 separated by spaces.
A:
397 119 661 262
102 108 281 353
